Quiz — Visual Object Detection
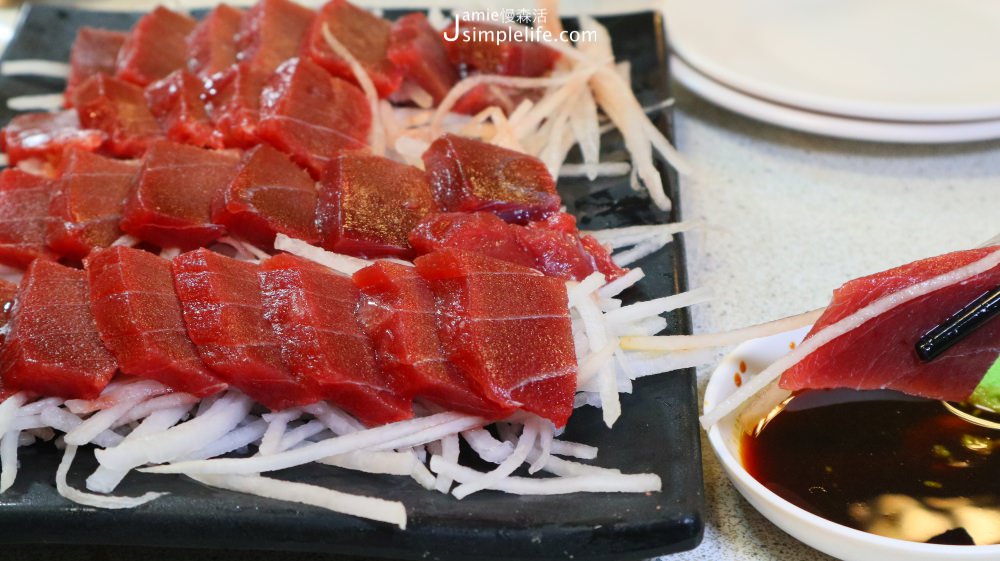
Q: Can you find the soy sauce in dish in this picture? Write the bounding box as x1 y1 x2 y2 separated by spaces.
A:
741 388 1000 546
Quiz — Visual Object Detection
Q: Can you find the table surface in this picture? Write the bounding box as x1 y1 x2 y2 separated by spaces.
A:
1 3 998 560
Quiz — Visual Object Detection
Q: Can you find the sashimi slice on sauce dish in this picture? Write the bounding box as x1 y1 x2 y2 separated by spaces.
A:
695 244 1000 432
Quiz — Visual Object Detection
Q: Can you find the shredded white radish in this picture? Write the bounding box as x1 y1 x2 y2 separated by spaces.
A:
7 93 64 111
0 429 21 492
140 412 485 476
96 391 253 471
605 287 713 325
559 162 630 178
461 429 514 464
430 456 661 495
320 450 416 476
57 445 166 509
1 60 70 78
274 234 372 275
40 406 123 448
451 421 538 499
598 268 645 299
193 473 407 529
88 405 191 493
622 308 825 353
701 247 1000 429
0 393 28 437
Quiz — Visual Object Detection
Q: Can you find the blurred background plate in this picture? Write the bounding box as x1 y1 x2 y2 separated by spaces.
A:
665 0 1000 123
671 56 1000 144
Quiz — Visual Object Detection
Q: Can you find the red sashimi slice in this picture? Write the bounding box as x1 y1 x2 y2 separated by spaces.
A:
208 61 271 148
121 140 239 250
236 0 315 74
387 13 458 105
260 253 411 426
211 143 320 248
0 110 105 167
115 6 197 87
0 260 117 399
353 261 511 418
780 247 1000 402
145 70 224 149
451 84 540 116
317 152 436 258
66 27 128 105
521 214 626 281
0 168 56 268
86 246 225 397
187 4 244 79
0 279 16 346
173 248 318 410
410 212 626 281
47 149 138 260
422 134 560 223
302 0 401 98
72 74 162 158
415 250 577 427
409 212 536 269
257 57 370 178
442 21 559 77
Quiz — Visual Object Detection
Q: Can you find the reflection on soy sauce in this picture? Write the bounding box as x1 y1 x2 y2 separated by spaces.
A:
741 389 1000 546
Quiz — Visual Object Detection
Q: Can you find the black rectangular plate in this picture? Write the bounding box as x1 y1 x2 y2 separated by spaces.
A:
0 6 702 561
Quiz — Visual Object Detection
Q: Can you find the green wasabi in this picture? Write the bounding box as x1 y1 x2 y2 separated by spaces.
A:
968 355 1000 411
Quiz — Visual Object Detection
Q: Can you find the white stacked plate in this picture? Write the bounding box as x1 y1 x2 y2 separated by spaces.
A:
663 0 1000 143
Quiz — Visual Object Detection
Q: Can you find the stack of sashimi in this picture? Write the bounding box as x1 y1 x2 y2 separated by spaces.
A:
0 244 577 427
0 2 629 429
0 0 699 525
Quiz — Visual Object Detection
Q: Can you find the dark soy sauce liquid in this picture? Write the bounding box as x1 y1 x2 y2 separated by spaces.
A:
742 389 1000 546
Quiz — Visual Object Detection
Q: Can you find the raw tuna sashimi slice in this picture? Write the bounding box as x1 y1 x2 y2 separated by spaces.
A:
353 261 512 418
186 4 244 79
121 140 239 250
415 250 577 427
387 13 458 105
317 152 437 258
257 57 370 177
145 70 224 149
410 212 626 281
520 214 626 281
0 168 56 268
173 248 318 410
47 148 138 260
0 110 104 167
451 84 540 116
208 61 271 148
302 0 401 98
409 212 535 269
86 246 225 397
66 27 128 105
235 0 314 74
72 74 162 158
0 278 15 346
780 247 1000 403
0 260 117 399
422 134 560 223
211 143 320 248
442 21 560 77
115 6 197 87
260 253 411 426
